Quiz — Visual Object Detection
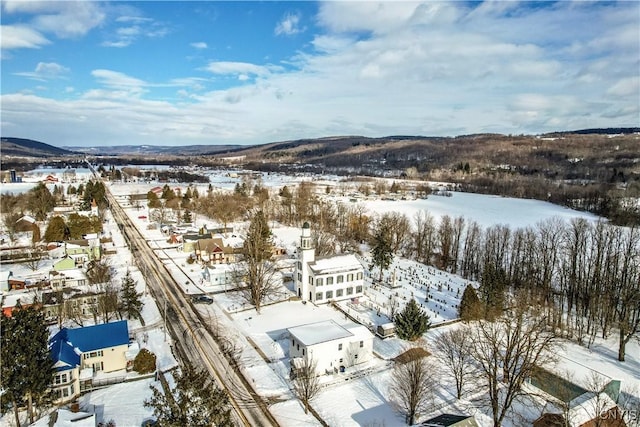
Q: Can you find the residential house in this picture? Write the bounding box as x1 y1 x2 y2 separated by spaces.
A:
49 320 131 403
183 233 242 263
41 288 102 323
202 263 234 289
288 319 373 376
15 215 37 232
64 239 102 267
526 367 625 427
294 222 365 304
421 414 480 427
49 268 88 289
1 291 39 317
53 256 76 272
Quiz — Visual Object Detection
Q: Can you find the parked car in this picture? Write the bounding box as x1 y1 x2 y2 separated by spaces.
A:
191 295 213 305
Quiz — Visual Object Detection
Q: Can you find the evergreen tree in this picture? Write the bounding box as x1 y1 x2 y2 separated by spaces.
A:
1 302 55 425
44 215 68 242
82 180 106 211
144 363 233 426
458 284 482 321
480 261 507 320
182 210 192 223
120 270 144 321
370 220 394 281
147 191 161 208
27 182 55 221
237 210 279 313
161 184 176 201
395 299 431 341
67 212 102 239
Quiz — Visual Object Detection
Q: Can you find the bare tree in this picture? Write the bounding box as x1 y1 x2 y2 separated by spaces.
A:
65 297 85 327
388 357 439 425
98 280 120 323
412 210 437 266
612 225 640 361
312 229 336 256
618 384 640 427
86 259 114 286
25 249 44 271
583 371 616 427
291 355 321 414
432 326 473 399
388 295 400 321
469 301 559 427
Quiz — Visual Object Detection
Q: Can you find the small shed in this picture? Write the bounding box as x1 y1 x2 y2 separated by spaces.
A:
376 322 396 339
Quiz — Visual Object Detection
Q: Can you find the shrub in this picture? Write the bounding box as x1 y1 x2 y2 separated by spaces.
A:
133 348 157 374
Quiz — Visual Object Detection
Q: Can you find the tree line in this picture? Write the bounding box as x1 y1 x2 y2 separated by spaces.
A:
186 181 639 362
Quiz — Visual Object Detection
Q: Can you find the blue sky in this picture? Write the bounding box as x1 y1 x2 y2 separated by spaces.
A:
1 1 638 147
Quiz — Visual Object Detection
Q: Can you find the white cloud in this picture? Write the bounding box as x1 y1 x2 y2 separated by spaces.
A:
104 12 169 48
190 42 208 49
0 25 50 50
31 2 105 39
275 12 304 36
116 16 153 24
91 69 147 96
205 61 279 77
607 77 640 97
2 1 638 146
14 62 70 81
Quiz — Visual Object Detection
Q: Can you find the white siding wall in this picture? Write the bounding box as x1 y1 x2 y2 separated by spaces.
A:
289 334 373 376
310 271 364 304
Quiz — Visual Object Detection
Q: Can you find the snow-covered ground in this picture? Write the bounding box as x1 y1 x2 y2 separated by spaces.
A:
1 171 636 427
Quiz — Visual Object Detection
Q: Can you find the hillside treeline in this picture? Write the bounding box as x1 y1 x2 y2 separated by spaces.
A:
225 133 640 225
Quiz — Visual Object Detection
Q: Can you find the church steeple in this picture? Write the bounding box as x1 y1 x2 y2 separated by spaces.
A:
300 221 313 250
296 222 315 301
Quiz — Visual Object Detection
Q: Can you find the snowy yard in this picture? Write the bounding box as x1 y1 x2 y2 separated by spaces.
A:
1 173 637 427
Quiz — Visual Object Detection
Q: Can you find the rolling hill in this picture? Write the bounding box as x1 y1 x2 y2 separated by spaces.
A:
1 137 78 157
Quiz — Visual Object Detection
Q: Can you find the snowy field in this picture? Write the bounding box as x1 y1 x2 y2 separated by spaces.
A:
2 170 637 427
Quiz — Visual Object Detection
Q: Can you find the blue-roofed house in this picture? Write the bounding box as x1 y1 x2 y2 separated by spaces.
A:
49 320 131 403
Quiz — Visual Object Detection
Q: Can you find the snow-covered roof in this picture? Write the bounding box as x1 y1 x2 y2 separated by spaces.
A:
345 324 374 341
51 268 87 281
1 290 37 307
309 254 363 275
568 392 618 426
31 408 96 427
288 320 353 346
16 215 36 224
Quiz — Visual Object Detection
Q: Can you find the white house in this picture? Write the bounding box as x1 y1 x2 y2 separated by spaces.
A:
202 263 234 290
288 319 374 375
294 222 365 304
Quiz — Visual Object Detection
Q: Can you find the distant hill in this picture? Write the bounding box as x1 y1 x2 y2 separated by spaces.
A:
1 137 78 157
66 144 243 156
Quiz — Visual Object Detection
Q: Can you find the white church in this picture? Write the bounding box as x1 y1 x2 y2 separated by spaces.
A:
294 222 365 304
